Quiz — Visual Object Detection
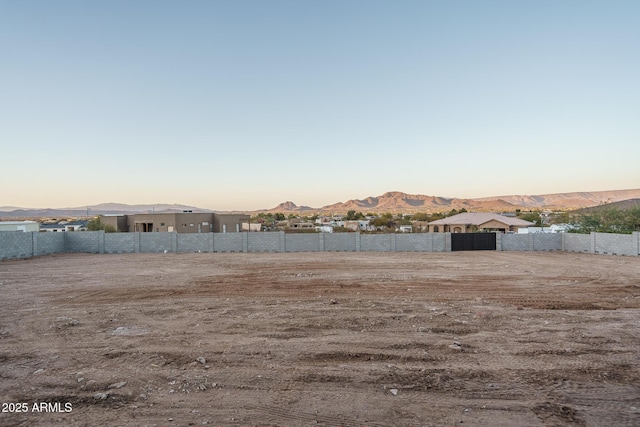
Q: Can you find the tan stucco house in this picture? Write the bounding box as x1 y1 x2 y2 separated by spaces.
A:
427 212 535 233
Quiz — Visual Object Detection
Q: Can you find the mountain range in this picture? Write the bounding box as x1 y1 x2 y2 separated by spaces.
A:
1 189 639 218
267 189 640 214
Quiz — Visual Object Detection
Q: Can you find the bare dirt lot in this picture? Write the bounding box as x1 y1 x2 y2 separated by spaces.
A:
0 251 639 426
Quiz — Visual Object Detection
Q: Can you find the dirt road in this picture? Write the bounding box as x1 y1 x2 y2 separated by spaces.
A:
1 252 639 426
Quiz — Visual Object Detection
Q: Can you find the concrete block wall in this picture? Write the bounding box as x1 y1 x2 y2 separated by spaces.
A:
532 233 563 251
3 230 640 260
593 232 638 256
105 233 135 253
0 231 34 259
432 233 448 252
563 233 590 253
35 232 65 256
443 233 452 252
140 233 174 253
248 232 282 252
361 234 394 252
501 233 563 251
323 233 357 252
212 233 243 252
65 232 103 253
495 232 502 251
395 234 430 252
284 233 321 252
177 234 209 253
501 234 530 251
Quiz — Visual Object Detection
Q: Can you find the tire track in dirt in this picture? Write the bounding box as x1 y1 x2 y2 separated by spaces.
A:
556 383 640 427
247 404 389 427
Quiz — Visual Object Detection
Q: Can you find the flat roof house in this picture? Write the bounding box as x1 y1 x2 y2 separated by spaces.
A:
40 220 88 232
101 213 250 233
0 221 40 232
427 212 535 233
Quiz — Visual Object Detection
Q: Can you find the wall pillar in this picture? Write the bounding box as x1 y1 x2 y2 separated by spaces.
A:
319 232 325 252
444 232 451 252
279 231 285 252
31 232 37 257
242 232 249 253
390 233 396 252
634 231 640 256
355 232 361 252
495 232 502 251
590 232 596 254
99 231 105 254
134 232 141 253
209 232 214 253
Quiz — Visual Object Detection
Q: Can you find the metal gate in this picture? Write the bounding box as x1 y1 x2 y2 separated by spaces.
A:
451 232 496 251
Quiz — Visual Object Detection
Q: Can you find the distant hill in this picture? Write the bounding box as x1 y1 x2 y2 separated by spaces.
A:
76 203 210 213
0 203 210 219
574 198 640 214
269 201 314 212
314 191 518 213
475 189 640 210
0 208 90 218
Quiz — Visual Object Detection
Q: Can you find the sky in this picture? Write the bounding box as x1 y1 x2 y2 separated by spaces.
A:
1 0 639 211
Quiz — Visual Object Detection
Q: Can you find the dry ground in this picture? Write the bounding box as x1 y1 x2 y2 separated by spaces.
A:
0 251 639 426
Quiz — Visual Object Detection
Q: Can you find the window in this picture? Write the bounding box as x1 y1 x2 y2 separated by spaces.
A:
161 222 165 226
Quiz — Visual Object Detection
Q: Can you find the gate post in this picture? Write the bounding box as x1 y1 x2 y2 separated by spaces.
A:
495 232 502 251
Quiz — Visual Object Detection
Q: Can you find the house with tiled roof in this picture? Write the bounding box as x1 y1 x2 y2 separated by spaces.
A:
426 212 535 233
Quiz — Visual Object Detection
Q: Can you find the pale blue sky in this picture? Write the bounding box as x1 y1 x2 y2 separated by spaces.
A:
1 1 638 210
